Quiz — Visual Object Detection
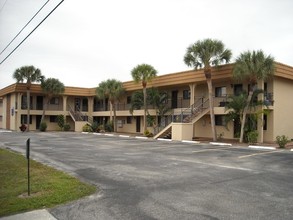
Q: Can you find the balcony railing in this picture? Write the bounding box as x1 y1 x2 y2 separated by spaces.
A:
213 92 274 107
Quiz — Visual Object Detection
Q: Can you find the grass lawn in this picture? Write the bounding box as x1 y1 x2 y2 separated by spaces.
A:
0 148 97 217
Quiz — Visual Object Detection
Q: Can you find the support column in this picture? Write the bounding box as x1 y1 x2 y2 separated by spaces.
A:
63 96 68 113
189 84 197 106
16 93 22 129
88 97 93 115
257 80 264 143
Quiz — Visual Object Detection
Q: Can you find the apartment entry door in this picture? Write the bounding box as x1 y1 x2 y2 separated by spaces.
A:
136 116 141 133
171 90 178 108
36 115 42 130
75 98 81 111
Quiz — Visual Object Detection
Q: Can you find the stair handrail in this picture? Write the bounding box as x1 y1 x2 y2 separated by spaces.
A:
178 97 209 123
154 109 174 135
68 104 90 122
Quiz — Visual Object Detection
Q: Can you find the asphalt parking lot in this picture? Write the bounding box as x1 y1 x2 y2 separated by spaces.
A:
1 131 293 220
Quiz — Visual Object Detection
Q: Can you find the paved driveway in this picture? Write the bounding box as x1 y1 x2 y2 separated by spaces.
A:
1 132 293 220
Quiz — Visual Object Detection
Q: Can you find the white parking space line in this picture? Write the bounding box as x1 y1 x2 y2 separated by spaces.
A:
249 145 276 150
169 157 254 171
192 146 242 153
238 150 284 159
119 135 130 138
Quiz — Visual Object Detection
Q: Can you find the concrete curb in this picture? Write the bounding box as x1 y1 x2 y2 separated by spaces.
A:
210 142 232 146
157 138 172 142
0 209 57 220
119 135 130 138
93 133 102 135
248 145 276 150
135 136 148 140
0 130 12 133
182 140 200 144
104 134 114 136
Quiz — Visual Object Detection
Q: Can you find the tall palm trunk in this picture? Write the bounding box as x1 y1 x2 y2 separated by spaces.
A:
143 85 147 132
41 96 49 123
205 68 217 141
112 101 117 132
239 89 254 143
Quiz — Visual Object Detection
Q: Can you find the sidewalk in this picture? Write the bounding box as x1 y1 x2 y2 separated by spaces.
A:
0 209 56 220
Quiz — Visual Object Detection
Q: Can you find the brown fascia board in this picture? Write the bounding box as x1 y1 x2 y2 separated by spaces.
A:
274 62 293 80
0 83 17 97
122 63 234 91
63 86 96 97
1 63 292 97
0 83 96 97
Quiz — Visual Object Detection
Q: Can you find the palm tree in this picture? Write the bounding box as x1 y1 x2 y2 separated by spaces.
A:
233 50 275 143
184 39 232 141
129 88 169 127
225 90 269 142
96 81 108 111
129 90 144 114
41 78 65 124
147 87 169 126
13 65 44 131
96 79 124 132
131 64 157 132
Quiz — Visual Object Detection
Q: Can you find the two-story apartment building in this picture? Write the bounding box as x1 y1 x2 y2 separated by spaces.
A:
0 62 293 143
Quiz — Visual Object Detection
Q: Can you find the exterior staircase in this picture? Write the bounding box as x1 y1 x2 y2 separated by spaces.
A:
68 105 93 131
153 98 209 139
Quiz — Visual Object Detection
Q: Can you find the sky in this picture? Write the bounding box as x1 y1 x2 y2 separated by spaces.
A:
0 0 293 89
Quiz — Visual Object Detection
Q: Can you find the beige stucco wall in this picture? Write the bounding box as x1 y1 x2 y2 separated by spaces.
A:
193 115 234 139
273 77 293 140
75 121 88 132
0 98 2 128
263 110 274 142
116 116 137 133
172 123 193 141
1 96 6 129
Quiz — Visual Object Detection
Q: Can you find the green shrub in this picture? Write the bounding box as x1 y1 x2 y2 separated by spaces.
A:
144 129 153 137
64 123 71 131
276 135 290 148
247 131 258 143
105 121 113 132
39 121 47 132
91 122 99 132
82 124 93 132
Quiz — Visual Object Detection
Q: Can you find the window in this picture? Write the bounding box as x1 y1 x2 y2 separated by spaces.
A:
215 87 227 97
234 84 243 96
50 97 59 105
21 115 32 124
127 96 131 104
21 96 33 109
50 116 58 123
126 116 132 124
183 90 190 99
215 115 226 126
0 116 2 122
